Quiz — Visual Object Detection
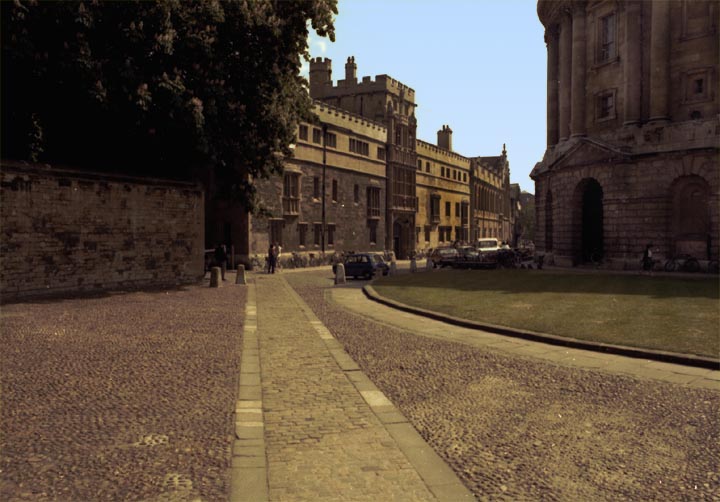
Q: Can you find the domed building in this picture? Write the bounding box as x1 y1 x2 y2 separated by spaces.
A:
532 0 719 268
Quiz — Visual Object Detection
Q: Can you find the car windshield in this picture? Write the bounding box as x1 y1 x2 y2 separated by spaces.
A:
478 240 498 248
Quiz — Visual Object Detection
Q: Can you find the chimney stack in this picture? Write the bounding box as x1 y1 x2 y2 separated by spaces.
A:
437 124 453 151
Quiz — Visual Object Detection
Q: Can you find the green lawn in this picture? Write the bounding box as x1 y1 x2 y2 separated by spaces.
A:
372 269 720 359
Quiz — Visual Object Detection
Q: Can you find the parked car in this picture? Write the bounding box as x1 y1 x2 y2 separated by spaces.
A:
342 253 389 279
477 238 500 253
452 246 498 269
430 247 459 268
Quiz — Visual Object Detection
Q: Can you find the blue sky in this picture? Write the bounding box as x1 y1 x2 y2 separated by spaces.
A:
302 0 546 194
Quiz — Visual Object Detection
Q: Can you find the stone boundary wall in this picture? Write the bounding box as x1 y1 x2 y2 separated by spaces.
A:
1 162 204 301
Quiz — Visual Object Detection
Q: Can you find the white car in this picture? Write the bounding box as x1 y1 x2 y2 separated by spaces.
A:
477 238 500 253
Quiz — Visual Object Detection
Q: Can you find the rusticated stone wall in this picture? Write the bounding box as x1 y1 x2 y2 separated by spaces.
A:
1 162 204 301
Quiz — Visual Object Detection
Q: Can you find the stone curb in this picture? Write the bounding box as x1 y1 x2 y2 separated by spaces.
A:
363 285 720 370
281 279 475 501
230 280 269 502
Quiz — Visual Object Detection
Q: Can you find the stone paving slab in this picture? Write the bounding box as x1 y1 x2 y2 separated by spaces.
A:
250 274 473 501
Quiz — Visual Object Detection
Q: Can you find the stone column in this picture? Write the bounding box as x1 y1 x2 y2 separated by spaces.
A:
570 4 587 137
546 25 560 146
558 12 572 141
623 0 642 125
649 0 670 122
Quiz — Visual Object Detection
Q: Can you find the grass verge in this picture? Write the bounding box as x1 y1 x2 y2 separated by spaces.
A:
372 269 720 359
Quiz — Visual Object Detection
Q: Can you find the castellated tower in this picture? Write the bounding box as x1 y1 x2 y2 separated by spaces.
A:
309 57 332 97
437 125 453 151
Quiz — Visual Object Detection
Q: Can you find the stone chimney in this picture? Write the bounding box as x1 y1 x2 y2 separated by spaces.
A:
437 125 453 151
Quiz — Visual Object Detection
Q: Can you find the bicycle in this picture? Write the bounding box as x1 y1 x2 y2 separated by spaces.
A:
664 254 700 273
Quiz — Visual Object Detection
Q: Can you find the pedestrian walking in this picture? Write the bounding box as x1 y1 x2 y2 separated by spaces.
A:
275 243 282 272
214 243 228 281
268 243 276 274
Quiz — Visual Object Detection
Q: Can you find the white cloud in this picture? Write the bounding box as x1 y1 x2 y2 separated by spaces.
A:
313 39 327 54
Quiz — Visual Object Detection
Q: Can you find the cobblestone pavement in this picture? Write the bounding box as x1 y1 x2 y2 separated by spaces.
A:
254 274 437 501
1 284 245 501
285 270 720 501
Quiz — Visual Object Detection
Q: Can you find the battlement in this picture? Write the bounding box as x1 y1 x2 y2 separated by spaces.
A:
312 100 387 133
309 56 415 101
416 139 470 166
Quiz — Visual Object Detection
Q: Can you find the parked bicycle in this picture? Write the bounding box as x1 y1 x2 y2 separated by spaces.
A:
663 254 700 273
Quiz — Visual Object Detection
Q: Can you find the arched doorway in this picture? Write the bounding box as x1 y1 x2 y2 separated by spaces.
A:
392 216 414 259
572 178 604 263
670 175 710 258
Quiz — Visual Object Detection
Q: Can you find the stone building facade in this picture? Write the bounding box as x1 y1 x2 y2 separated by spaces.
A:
0 161 204 300
532 0 719 267
238 57 517 262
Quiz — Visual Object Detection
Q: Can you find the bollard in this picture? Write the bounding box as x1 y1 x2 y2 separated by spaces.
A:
209 267 221 288
410 258 417 273
235 264 246 285
390 261 397 275
426 258 433 270
334 263 346 285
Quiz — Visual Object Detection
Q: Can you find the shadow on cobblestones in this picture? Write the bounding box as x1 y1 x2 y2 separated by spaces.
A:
286 271 720 501
1 284 245 501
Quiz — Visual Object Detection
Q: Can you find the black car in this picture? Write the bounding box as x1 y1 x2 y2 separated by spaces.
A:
341 253 389 279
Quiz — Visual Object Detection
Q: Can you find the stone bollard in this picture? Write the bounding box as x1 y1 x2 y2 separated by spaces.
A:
209 267 221 288
410 258 417 273
334 263 346 285
390 261 397 275
235 264 246 285
426 258 433 270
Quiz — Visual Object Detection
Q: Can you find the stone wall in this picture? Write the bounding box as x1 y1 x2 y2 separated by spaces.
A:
1 162 204 301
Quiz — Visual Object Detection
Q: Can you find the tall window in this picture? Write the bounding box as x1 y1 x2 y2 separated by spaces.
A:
424 226 431 242
598 13 616 62
455 202 460 217
367 187 381 218
298 223 307 247
430 194 441 222
445 201 451 217
325 132 337 148
299 125 308 141
369 220 377 244
313 177 320 199
332 179 338 202
377 147 386 160
314 224 322 246
282 173 299 215
426 161 430 173
327 224 335 246
312 128 322 144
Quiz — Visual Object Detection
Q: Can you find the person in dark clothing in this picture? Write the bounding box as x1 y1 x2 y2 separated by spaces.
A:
214 243 228 280
642 243 654 272
268 243 276 274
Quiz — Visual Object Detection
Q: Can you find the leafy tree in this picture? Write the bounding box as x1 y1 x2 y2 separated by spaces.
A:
2 0 336 211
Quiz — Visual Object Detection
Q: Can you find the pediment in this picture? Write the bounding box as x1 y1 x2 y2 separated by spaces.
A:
547 138 631 172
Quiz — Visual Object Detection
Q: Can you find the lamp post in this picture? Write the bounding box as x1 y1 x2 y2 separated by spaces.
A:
321 123 327 255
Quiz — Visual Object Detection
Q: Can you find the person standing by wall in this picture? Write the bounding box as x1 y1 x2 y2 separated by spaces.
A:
214 243 228 281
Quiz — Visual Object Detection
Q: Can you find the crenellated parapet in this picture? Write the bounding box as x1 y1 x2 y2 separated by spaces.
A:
309 57 416 102
416 139 470 166
313 100 387 133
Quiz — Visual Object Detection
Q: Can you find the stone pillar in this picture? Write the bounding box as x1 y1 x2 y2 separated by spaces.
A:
235 264 246 285
570 4 587 137
546 25 560 146
209 267 221 288
623 0 642 125
334 263 346 285
558 12 573 141
649 0 670 122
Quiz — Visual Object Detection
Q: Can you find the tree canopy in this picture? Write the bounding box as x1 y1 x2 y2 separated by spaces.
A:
2 0 337 211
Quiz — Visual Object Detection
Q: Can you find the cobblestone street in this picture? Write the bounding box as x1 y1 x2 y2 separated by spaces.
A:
286 270 720 501
1 285 245 501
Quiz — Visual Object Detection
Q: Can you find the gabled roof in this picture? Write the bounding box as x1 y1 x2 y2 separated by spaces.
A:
531 137 632 178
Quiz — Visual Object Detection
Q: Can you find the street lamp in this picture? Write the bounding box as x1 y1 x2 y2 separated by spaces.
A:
321 124 327 255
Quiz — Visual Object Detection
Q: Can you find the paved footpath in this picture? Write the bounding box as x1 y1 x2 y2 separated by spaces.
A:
230 273 473 501
330 284 720 390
